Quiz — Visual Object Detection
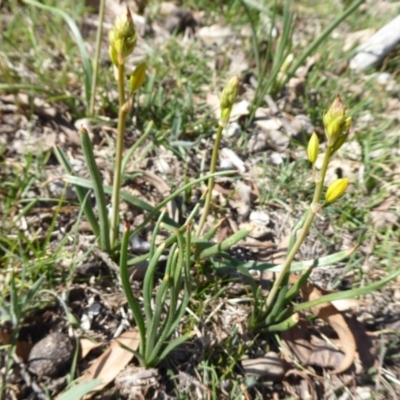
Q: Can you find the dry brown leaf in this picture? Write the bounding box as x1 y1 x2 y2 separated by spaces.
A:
281 318 313 366
79 338 104 360
346 315 376 371
242 352 286 381
284 368 317 400
371 210 399 229
78 327 140 397
300 281 356 374
0 330 33 362
308 335 346 370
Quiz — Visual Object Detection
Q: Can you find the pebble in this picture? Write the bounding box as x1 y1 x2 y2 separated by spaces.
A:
28 332 74 377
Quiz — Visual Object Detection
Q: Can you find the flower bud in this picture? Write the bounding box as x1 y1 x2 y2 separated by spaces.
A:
109 6 137 65
323 95 351 146
220 75 239 111
330 131 349 155
129 62 147 93
307 132 319 163
325 178 349 203
109 45 118 67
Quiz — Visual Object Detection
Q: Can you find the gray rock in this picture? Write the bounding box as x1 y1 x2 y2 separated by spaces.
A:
350 16 400 70
28 332 74 377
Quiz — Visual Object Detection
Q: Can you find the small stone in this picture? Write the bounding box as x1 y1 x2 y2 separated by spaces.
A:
249 210 270 225
115 366 159 400
220 148 246 173
355 386 373 400
240 222 271 239
290 114 314 136
28 332 74 377
223 122 241 139
394 288 400 302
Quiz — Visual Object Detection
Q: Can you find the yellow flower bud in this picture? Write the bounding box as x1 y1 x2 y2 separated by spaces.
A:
129 62 147 93
307 132 319 163
220 75 239 111
113 7 136 40
109 45 118 67
325 178 349 203
109 6 137 65
331 131 349 155
323 95 351 146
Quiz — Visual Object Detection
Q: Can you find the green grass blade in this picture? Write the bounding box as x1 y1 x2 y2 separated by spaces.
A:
121 121 154 175
213 246 357 272
145 275 170 365
143 244 165 323
120 223 145 353
143 210 167 322
197 228 250 259
156 332 193 365
89 0 105 117
23 0 92 113
63 170 237 235
285 0 365 85
295 269 400 312
58 379 103 400
53 146 100 238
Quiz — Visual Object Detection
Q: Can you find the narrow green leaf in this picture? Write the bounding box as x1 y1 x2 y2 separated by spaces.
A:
54 146 100 238
156 332 193 365
198 228 250 259
79 130 110 252
120 223 145 354
213 246 357 272
295 270 400 312
58 379 103 400
143 244 165 323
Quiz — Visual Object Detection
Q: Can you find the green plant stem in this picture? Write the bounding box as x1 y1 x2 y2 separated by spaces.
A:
196 123 224 236
285 0 365 85
89 0 106 117
110 62 127 248
265 146 332 311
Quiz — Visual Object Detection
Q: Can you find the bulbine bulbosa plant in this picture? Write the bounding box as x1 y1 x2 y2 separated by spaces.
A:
54 6 247 367
250 95 353 332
